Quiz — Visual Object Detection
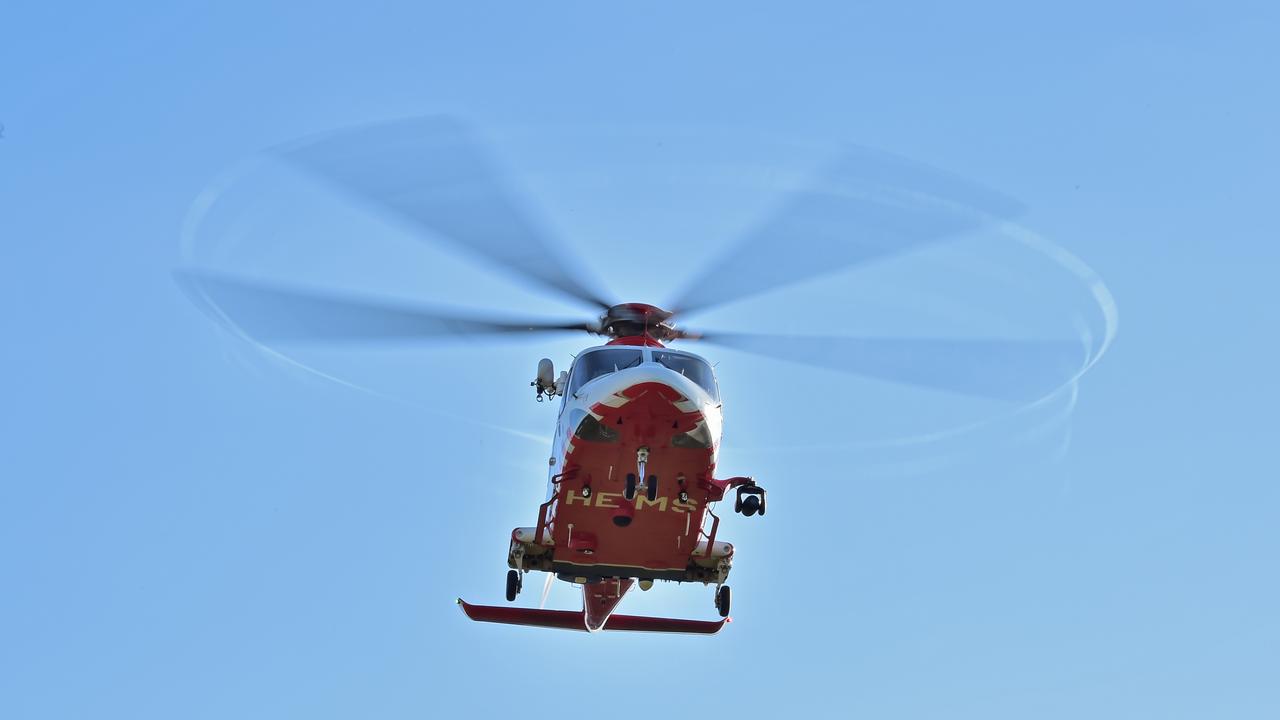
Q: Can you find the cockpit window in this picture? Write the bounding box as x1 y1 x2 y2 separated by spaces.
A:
568 349 643 395
653 351 719 401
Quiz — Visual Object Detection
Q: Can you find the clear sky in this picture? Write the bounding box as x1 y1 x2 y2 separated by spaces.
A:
3 2 1278 718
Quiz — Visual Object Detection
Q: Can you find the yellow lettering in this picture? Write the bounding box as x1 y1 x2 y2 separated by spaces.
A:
594 492 621 509
635 496 668 512
672 498 698 513
564 490 592 507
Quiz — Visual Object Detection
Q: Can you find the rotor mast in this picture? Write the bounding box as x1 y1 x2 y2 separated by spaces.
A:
600 303 682 344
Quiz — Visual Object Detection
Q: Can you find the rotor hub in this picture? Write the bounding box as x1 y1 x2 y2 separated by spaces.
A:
600 303 678 342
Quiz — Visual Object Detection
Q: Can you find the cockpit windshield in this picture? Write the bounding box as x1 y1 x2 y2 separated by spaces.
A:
568 348 643 395
653 351 719 401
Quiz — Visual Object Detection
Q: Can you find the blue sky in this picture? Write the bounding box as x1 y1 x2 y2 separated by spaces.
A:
3 2 1278 718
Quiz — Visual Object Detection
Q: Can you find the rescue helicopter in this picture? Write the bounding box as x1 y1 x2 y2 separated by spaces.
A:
178 117 1081 634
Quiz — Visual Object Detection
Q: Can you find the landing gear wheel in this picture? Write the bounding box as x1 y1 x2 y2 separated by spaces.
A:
715 585 731 617
505 570 521 602
646 475 658 502
624 473 637 500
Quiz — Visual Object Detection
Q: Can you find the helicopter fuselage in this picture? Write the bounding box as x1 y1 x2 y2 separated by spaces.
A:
545 342 727 570
458 338 762 633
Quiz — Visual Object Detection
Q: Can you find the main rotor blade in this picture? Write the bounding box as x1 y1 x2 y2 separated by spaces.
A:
274 116 613 311
668 148 1025 317
539 572 554 610
690 331 1086 402
176 270 597 345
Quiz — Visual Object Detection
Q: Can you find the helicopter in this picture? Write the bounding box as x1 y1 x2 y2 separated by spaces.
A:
178 117 1083 634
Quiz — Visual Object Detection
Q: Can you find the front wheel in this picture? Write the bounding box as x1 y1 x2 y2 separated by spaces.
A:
506 569 521 602
715 585 731 617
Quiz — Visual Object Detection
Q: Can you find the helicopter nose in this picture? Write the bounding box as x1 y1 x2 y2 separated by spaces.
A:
580 364 706 405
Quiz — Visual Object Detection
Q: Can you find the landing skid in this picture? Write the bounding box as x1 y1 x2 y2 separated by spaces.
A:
456 599 728 635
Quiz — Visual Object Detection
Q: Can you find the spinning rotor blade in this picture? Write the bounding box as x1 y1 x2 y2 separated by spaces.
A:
176 270 597 345
275 116 613 311
669 148 1025 317
690 331 1086 402
539 572 554 610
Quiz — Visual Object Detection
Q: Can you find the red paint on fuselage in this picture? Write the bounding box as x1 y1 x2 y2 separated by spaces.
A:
553 381 715 578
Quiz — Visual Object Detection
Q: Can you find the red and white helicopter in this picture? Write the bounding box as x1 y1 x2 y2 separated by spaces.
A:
474 304 764 635
180 117 1077 634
